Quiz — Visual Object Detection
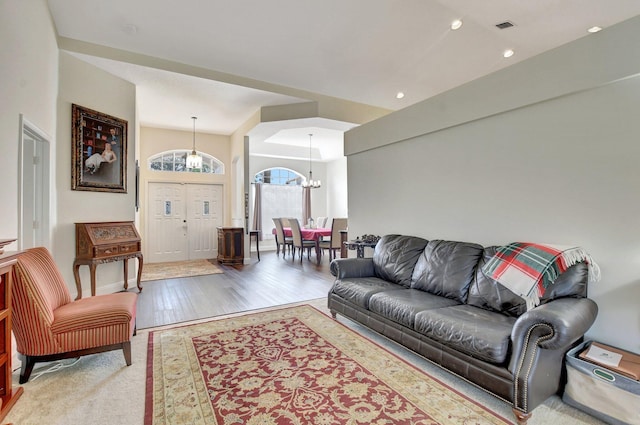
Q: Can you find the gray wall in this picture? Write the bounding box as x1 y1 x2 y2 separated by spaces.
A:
345 16 640 353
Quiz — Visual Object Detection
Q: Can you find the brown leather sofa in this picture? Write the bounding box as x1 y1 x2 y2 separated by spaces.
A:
328 235 598 425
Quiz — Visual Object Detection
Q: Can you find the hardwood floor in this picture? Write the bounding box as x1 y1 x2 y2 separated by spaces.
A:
136 248 335 329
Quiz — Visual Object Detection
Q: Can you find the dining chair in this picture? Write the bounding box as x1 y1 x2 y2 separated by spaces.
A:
11 247 138 383
272 218 292 258
319 218 348 261
289 218 316 262
316 216 328 228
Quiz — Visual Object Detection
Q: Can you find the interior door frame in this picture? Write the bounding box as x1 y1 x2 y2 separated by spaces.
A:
18 114 51 250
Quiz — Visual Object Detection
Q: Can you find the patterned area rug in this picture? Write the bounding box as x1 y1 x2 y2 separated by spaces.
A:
145 305 510 425
141 259 224 282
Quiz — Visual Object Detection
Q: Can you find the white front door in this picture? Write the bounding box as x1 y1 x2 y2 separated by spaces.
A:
147 182 222 263
186 184 222 259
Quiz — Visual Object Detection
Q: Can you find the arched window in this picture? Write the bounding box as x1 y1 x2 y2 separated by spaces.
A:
148 150 224 174
254 168 303 185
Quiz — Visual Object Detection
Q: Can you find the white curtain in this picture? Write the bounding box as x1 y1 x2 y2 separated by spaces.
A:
260 184 303 242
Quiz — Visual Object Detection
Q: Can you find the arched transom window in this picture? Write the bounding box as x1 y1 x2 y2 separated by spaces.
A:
148 150 224 174
254 167 303 185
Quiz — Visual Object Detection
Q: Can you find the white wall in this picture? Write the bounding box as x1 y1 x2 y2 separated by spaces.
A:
0 0 58 249
55 52 137 295
345 16 640 353
326 157 348 219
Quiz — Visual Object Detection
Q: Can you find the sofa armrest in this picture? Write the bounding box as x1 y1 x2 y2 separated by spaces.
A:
511 297 598 352
330 258 375 278
508 297 598 414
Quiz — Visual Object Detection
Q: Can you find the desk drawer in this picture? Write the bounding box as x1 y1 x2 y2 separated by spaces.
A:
119 243 139 254
93 244 120 258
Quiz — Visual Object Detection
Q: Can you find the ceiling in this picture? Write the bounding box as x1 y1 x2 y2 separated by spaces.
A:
48 0 640 161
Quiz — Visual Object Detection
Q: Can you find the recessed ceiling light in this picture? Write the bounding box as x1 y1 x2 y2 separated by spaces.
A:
587 26 602 33
451 19 463 30
396 92 405 99
503 49 515 58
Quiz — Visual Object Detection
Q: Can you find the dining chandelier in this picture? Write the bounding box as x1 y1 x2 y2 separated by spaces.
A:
302 133 321 189
186 116 202 170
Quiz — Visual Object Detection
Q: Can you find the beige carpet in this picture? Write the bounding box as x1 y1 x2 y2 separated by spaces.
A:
141 259 223 282
4 299 606 425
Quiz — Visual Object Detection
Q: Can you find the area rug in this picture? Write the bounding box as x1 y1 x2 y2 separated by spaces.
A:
145 304 510 425
141 259 224 282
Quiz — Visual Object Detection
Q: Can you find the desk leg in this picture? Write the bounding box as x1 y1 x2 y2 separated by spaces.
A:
123 258 129 290
90 264 97 297
255 236 260 261
136 254 144 292
73 262 83 300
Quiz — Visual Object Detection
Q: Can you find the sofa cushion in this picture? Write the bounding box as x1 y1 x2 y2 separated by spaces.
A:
468 247 590 317
332 277 401 309
369 289 461 328
373 235 429 287
541 262 589 300
414 305 516 364
410 240 483 303
467 247 527 317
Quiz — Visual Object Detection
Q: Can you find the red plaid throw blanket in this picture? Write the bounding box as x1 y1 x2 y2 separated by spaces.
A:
482 242 600 310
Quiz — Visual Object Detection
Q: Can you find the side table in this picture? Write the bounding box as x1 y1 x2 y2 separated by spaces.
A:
344 240 378 258
217 227 244 265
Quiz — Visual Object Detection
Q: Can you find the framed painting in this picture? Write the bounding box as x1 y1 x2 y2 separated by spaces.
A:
71 104 127 193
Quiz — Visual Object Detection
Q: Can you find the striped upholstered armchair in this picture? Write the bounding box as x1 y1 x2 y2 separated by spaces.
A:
11 247 137 383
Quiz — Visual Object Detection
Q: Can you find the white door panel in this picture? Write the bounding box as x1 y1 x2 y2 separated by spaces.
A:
148 182 188 263
187 184 223 259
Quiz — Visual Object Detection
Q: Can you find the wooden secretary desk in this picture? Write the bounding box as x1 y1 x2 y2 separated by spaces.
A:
73 221 143 300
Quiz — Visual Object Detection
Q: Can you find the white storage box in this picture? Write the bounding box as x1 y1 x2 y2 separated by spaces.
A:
563 340 640 425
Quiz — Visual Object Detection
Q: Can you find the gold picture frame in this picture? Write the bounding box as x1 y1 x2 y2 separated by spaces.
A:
71 104 127 193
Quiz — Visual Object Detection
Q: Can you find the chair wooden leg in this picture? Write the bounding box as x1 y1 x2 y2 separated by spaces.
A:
19 355 36 384
123 341 132 366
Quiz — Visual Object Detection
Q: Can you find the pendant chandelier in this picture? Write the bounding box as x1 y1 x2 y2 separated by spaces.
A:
302 133 321 189
186 116 202 170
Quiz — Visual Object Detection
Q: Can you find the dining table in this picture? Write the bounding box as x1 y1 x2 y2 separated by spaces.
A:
273 227 332 262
